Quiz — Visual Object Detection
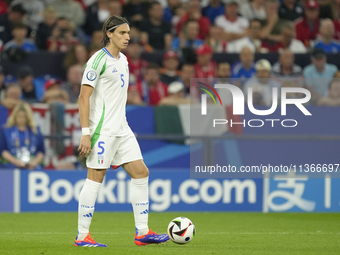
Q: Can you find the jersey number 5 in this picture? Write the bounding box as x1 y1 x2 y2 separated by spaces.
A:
98 141 105 155
121 74 125 88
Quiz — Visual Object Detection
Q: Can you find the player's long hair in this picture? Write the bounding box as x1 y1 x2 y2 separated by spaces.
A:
102 15 130 47
6 103 37 133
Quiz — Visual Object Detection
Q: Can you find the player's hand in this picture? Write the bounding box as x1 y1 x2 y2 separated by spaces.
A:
78 135 92 157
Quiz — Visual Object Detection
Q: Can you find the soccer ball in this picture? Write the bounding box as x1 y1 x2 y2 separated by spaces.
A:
167 217 195 244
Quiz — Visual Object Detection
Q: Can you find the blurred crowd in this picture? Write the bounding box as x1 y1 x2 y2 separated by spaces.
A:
1 0 340 169
2 0 340 53
0 0 339 108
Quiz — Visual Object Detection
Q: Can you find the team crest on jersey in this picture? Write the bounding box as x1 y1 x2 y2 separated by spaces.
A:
98 155 104 165
112 67 118 73
87 70 97 81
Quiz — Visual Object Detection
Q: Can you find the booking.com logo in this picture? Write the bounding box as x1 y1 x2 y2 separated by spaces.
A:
195 81 312 128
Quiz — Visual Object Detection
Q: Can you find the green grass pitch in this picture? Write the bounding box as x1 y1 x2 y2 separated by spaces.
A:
1 212 339 255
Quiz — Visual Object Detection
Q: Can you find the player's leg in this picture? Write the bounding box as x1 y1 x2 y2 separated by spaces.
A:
75 135 115 247
75 168 107 247
113 130 169 245
122 160 149 235
77 168 106 239
123 159 169 245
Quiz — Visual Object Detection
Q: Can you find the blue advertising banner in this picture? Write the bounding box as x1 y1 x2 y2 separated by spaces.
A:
0 170 14 212
19 169 263 212
1 169 339 213
264 172 340 212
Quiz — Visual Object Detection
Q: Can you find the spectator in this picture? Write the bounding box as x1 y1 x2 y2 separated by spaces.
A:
41 79 69 104
318 1 333 20
179 63 196 97
50 0 85 27
0 66 5 100
125 37 148 83
334 71 340 79
231 46 256 87
10 0 44 30
303 49 338 100
35 7 56 50
243 59 281 106
160 51 180 85
176 0 211 40
0 4 29 45
0 103 45 170
63 43 89 69
228 19 263 53
129 26 142 39
4 23 36 52
272 49 302 78
202 0 225 24
295 0 320 48
171 3 186 32
60 64 83 103
172 20 204 51
206 25 227 53
108 0 123 16
278 0 304 21
261 22 307 53
127 86 143 105
159 81 190 105
0 84 22 111
261 0 285 39
88 44 101 57
280 80 304 99
314 19 340 53
333 0 340 40
88 45 102 58
317 79 340 106
194 44 217 79
47 17 79 52
240 0 266 21
164 0 181 23
122 0 149 28
215 0 249 42
74 0 87 10
90 30 104 49
83 0 110 36
217 62 231 80
0 0 7 15
216 62 232 105
136 63 168 106
16 66 39 103
140 1 172 51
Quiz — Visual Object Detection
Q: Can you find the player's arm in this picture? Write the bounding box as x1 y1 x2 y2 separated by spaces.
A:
78 84 94 157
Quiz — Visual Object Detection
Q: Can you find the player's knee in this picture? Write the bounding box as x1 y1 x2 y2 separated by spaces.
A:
135 166 149 178
143 167 149 178
87 169 106 183
88 175 105 183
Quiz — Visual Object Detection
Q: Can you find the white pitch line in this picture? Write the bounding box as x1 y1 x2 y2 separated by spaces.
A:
1 232 339 235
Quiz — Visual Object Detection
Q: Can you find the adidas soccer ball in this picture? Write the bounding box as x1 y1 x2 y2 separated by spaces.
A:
167 217 195 244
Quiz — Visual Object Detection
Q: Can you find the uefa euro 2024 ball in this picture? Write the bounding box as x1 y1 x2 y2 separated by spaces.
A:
167 217 195 244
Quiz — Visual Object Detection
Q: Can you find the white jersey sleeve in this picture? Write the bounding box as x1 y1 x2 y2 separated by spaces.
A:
81 50 107 88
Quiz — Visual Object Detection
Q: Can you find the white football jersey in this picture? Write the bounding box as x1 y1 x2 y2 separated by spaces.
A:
81 48 130 137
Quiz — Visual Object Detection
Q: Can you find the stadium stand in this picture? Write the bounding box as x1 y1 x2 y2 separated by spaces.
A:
1 0 340 169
